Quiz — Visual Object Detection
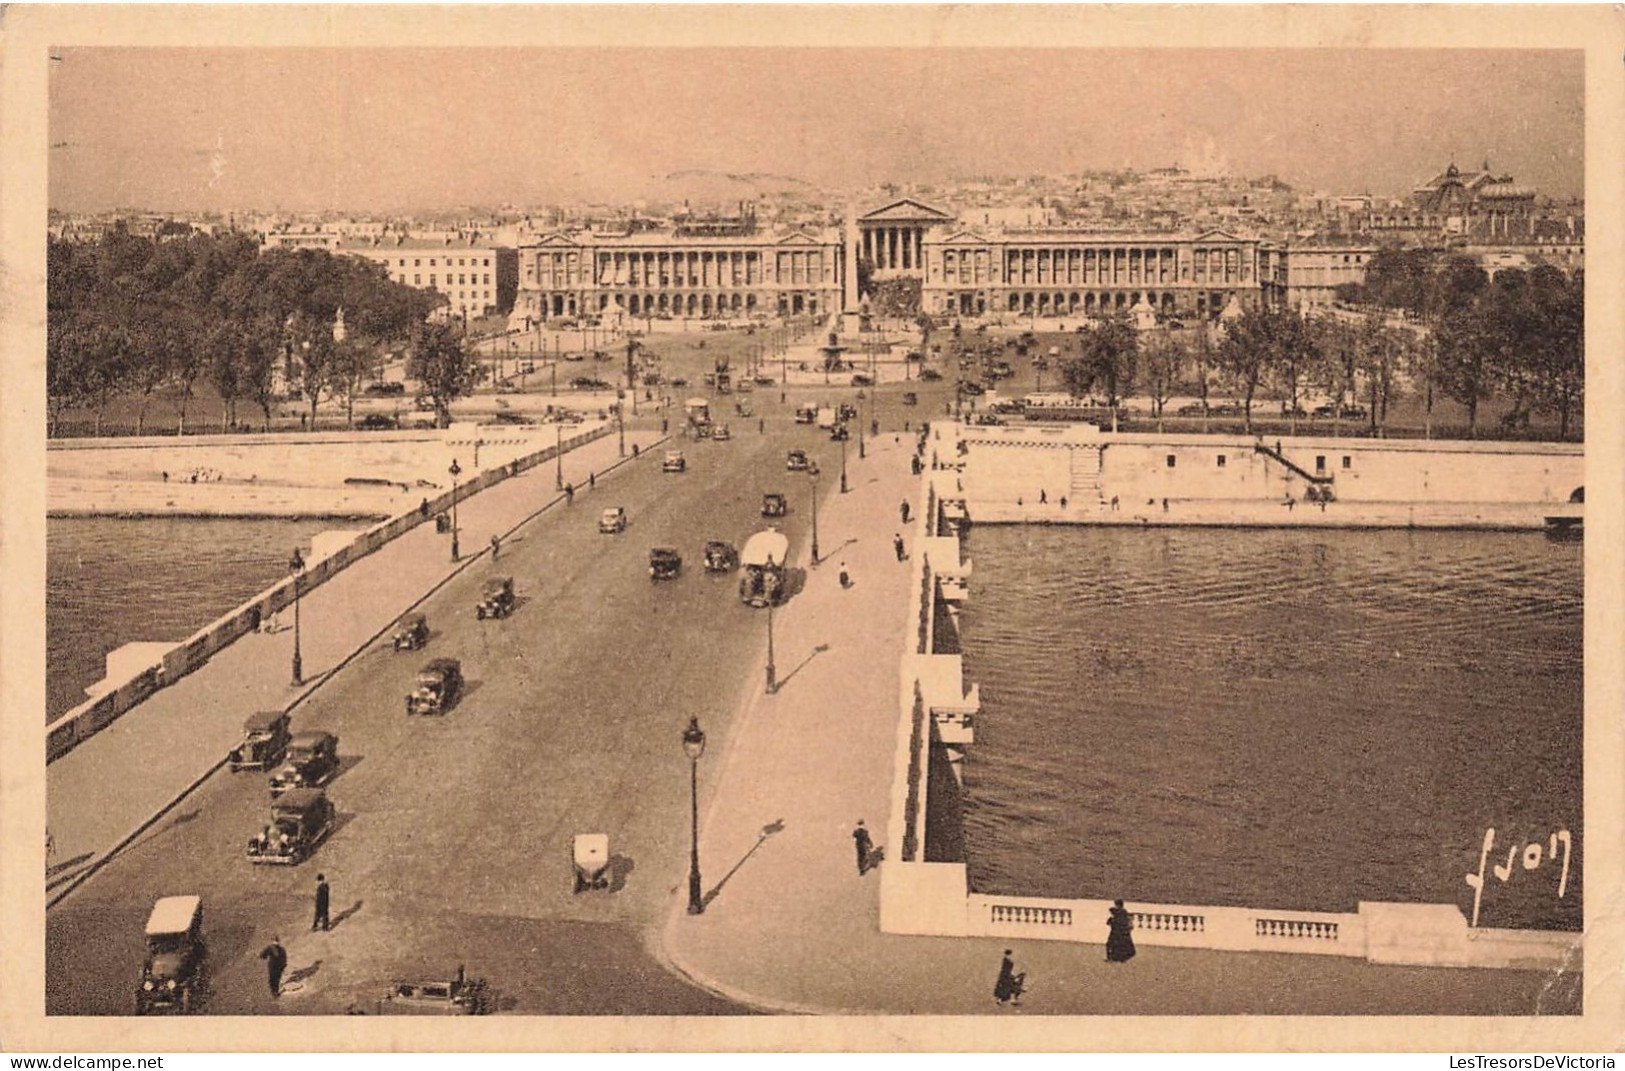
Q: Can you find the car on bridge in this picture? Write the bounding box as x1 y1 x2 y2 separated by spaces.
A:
135 896 206 1015
649 547 683 581
662 450 687 473
762 492 788 518
229 710 291 773
408 658 464 715
246 787 335 866
599 507 628 534
712 423 732 441
391 612 429 651
703 540 739 573
476 576 515 620
786 449 810 471
270 731 340 797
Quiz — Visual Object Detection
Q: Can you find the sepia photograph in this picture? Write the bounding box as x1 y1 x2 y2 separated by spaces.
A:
2 3 1622 1054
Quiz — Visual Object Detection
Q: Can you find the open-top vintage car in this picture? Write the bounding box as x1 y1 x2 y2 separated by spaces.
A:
649 547 682 581
476 576 515 620
136 896 206 1014
703 540 739 573
599 507 628 534
392 612 429 651
269 731 340 797
407 658 463 715
377 966 491 1015
712 422 732 442
662 450 687 473
761 492 788 518
230 710 291 772
247 787 335 866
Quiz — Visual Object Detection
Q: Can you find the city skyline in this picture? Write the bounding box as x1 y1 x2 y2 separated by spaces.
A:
49 47 1585 214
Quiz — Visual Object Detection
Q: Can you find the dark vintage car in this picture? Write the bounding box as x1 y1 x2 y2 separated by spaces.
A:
392 612 429 651
407 658 463 715
918 368 943 381
837 403 859 421
1176 402 1208 416
902 392 918 406
761 492 788 518
246 787 335 866
363 381 407 397
851 373 874 387
828 423 850 441
270 731 340 797
598 506 628 534
649 547 682 581
230 710 291 772
476 576 515 620
703 540 739 573
786 449 810 472
662 450 687 473
358 413 399 430
376 967 491 1016
136 896 206 1014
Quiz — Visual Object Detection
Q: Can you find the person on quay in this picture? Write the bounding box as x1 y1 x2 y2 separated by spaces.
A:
852 819 873 875
993 949 1025 1006
899 500 911 524
1106 899 1137 963
313 874 331 931
260 935 288 997
894 534 906 562
489 534 501 561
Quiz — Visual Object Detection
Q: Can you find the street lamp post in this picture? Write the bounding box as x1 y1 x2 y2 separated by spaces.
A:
288 548 305 686
765 598 778 695
682 718 707 915
809 470 821 565
448 459 462 561
840 433 849 494
617 397 626 458
555 423 564 491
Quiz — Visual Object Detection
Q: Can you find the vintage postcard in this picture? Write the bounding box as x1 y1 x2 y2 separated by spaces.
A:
2 3 1622 1054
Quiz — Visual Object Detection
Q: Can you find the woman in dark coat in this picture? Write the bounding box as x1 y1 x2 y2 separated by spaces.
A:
1106 900 1136 963
992 949 1024 1005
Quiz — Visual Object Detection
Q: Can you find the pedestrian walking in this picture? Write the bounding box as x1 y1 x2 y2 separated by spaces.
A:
1111 495 1120 511
839 562 852 589
1060 496 1068 509
313 874 331 931
1106 899 1137 963
893 534 906 562
661 416 669 433
853 819 873 875
565 483 575 504
489 534 500 560
1162 497 1169 513
900 500 911 524
419 498 430 519
759 418 765 434
260 935 288 997
1039 490 1047 504
589 472 596 490
993 949 1025 1006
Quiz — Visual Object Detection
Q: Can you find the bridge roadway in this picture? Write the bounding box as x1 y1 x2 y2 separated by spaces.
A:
46 403 850 1015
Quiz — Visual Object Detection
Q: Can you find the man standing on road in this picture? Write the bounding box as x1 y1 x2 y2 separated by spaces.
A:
900 500 911 524
853 820 873 875
313 874 331 931
260 935 287 997
489 534 501 561
894 533 906 562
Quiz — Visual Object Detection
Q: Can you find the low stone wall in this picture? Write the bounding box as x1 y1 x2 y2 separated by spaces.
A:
43 424 610 763
879 427 1577 970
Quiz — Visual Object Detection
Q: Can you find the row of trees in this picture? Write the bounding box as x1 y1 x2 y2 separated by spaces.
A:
47 226 477 435
1052 251 1583 439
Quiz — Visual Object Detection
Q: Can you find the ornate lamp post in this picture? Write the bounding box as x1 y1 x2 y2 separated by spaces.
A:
448 459 462 561
288 548 305 686
840 432 849 494
616 396 626 458
765 592 779 695
555 423 564 491
682 718 707 915
809 469 821 565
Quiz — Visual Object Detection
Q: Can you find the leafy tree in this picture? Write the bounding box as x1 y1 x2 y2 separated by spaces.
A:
406 320 480 427
1433 306 1496 437
1215 306 1275 432
1062 312 1139 424
1140 328 1185 432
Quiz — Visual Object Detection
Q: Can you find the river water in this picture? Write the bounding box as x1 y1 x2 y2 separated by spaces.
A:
957 526 1583 931
45 517 345 722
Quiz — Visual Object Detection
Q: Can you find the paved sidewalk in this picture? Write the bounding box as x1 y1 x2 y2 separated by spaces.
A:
46 429 662 902
659 434 1582 1016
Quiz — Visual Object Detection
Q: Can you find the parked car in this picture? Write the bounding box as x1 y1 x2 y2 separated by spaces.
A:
358 413 399 431
136 896 206 1014
377 968 491 1016
851 373 874 387
1311 402 1339 418
1176 402 1208 417
491 411 534 425
919 368 943 381
662 450 687 473
407 658 463 715
649 547 682 580
1209 403 1244 417
959 382 986 396
391 612 429 651
703 540 739 573
246 787 335 866
829 424 850 441
363 381 406 397
229 710 291 772
571 376 612 391
1340 404 1368 420
786 449 810 472
712 423 732 442
902 392 918 406
599 507 628 534
762 492 788 518
476 576 515 620
668 377 689 388
270 731 340 797
1280 403 1307 418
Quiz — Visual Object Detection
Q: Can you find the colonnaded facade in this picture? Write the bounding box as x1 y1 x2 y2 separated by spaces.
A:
512 198 1293 325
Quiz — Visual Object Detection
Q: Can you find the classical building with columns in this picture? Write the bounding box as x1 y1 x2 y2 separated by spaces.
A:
857 199 1285 320
513 227 844 325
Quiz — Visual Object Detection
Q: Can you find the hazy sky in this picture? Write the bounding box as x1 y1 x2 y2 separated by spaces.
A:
48 47 1585 212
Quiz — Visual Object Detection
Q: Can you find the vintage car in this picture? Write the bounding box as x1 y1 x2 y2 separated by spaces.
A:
902 392 918 406
662 450 687 473
599 507 628 534
391 612 429 651
919 368 943 381
649 547 682 581
246 787 335 866
851 372 874 387
377 967 491 1015
739 528 791 608
829 423 850 441
712 423 732 442
761 492 788 518
693 421 714 440
735 398 754 417
475 576 515 620
703 540 739 573
572 833 611 893
136 896 206 1014
838 403 859 421
786 449 810 472
407 658 463 715
229 710 291 773
270 731 340 797
794 404 818 424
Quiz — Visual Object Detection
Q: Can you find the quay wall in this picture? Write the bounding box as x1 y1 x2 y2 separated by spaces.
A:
878 438 1577 970
950 423 1583 519
44 424 611 763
